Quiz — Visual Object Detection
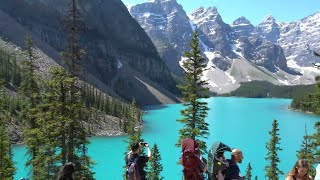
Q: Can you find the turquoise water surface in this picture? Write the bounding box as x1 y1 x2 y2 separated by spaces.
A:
13 97 319 179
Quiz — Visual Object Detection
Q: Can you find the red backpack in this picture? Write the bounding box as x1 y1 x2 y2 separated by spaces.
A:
181 138 204 180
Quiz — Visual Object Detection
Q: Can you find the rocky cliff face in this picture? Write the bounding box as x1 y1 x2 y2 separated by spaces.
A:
232 16 254 39
0 0 179 105
254 15 280 44
130 0 194 75
129 1 320 93
279 12 320 66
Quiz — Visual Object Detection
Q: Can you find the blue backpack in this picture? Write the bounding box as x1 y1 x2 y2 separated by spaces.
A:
126 154 141 180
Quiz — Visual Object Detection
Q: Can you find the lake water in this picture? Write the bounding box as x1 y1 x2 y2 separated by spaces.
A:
13 97 319 179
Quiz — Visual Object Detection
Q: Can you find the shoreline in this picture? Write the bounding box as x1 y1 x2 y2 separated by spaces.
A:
12 130 126 147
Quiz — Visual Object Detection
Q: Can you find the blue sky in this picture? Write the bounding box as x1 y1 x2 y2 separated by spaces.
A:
122 0 320 25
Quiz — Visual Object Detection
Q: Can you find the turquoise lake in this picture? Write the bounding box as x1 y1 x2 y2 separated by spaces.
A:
13 97 319 179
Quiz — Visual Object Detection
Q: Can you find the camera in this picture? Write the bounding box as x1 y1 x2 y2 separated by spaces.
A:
140 142 148 146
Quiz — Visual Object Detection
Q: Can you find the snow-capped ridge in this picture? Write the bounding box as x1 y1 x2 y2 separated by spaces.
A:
233 16 251 26
261 14 276 24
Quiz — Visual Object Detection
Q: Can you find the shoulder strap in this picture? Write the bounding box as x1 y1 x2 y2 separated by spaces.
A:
127 154 139 163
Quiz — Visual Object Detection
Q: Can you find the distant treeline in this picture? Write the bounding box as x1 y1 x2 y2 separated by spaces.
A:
225 81 316 99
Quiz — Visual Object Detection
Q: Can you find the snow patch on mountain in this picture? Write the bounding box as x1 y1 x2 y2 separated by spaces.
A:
117 60 123 69
231 40 243 58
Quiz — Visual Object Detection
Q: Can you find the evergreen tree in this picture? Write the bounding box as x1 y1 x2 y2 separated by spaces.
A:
62 0 85 78
61 0 94 178
297 124 315 176
0 124 15 180
0 82 15 180
265 119 283 180
0 48 21 86
147 144 163 180
19 35 45 178
54 67 94 179
125 99 142 152
176 31 210 153
245 163 252 180
123 99 143 179
298 60 320 177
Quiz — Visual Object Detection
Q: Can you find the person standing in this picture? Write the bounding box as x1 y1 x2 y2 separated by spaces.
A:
125 142 152 180
225 149 244 180
181 138 207 180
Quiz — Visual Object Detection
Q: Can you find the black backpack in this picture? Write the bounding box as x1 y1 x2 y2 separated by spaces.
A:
207 141 232 180
126 154 141 180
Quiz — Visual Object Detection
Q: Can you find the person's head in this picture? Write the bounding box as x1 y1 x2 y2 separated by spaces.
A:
181 138 200 155
59 162 75 179
231 149 243 163
287 159 310 178
131 142 141 154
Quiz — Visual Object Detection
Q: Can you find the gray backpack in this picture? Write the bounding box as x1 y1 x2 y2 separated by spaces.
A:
126 155 141 180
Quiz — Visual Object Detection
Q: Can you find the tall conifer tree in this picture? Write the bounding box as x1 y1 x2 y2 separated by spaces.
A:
299 52 320 177
245 163 252 180
265 119 283 180
123 99 143 179
297 124 315 176
176 31 210 153
0 81 15 180
19 35 45 178
60 0 94 178
147 144 163 180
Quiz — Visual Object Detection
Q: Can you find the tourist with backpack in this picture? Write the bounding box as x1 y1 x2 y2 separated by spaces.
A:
207 141 232 180
125 142 152 180
181 138 207 180
224 149 244 180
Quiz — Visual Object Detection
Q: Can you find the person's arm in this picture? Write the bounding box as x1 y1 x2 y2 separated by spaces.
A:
285 176 294 180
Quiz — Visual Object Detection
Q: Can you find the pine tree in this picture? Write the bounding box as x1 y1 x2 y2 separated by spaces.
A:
245 163 252 180
61 0 94 178
62 0 85 78
0 82 15 180
147 144 163 180
265 119 283 180
176 31 210 153
0 123 15 180
123 99 143 179
297 124 315 176
125 99 141 152
299 57 320 177
19 35 46 178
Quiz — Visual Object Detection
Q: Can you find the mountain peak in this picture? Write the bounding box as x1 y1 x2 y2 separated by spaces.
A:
262 14 276 23
233 16 251 25
190 6 219 20
206 7 218 14
191 6 205 15
301 10 320 23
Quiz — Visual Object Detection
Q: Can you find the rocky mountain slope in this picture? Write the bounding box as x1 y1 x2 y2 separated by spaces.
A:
129 0 320 93
0 0 180 105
